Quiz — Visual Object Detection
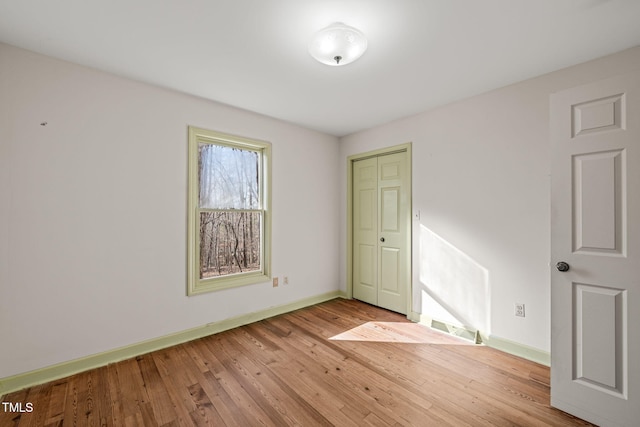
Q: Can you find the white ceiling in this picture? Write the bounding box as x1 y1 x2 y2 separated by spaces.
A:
1 0 639 136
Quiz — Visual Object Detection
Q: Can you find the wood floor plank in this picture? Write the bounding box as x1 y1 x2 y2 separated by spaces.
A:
182 342 253 426
151 348 207 426
200 336 279 427
0 299 595 426
136 354 179 425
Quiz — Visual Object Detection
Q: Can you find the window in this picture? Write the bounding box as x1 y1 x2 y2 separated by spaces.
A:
187 126 271 295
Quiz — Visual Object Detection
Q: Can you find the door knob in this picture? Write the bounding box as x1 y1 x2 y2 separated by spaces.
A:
556 261 570 272
380 237 385 242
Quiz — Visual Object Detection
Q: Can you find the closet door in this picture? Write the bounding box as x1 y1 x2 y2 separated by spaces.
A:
353 151 408 314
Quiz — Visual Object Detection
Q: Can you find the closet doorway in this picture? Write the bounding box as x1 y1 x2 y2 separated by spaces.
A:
347 144 412 315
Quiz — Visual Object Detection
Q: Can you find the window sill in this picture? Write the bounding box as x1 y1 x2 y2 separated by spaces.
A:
187 271 270 295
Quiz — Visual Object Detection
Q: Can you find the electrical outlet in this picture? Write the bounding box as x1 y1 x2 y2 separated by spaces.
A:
283 276 289 285
273 277 279 287
515 303 525 317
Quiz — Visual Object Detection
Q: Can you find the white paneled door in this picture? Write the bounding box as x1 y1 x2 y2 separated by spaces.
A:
550 73 640 427
353 151 409 314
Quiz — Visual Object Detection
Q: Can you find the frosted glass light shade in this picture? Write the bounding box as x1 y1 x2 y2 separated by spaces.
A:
308 22 368 66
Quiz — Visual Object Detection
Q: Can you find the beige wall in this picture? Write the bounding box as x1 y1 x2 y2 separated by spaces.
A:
339 46 640 352
0 43 340 378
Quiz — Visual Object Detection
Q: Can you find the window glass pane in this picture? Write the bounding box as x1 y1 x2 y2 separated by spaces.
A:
199 144 259 209
199 211 261 279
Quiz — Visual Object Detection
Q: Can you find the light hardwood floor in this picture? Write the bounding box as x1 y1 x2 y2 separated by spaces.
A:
1 298 593 426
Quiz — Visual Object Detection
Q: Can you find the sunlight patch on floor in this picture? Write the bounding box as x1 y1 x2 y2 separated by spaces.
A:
329 321 475 345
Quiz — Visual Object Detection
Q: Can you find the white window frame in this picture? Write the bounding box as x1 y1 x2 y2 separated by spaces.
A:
187 126 271 295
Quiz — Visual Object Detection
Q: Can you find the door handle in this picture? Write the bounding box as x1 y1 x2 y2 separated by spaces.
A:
556 261 570 272
380 237 385 242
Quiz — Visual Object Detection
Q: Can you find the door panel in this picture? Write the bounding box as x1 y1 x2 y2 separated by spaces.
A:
358 244 376 287
551 72 639 426
353 158 378 305
380 247 400 293
573 283 625 394
381 187 399 231
572 150 624 254
359 189 375 230
381 162 399 180
572 93 624 137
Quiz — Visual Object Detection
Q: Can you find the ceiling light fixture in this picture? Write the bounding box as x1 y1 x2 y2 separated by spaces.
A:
308 22 368 66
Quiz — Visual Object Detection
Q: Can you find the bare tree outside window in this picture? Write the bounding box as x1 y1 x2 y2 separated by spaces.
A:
198 144 262 279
